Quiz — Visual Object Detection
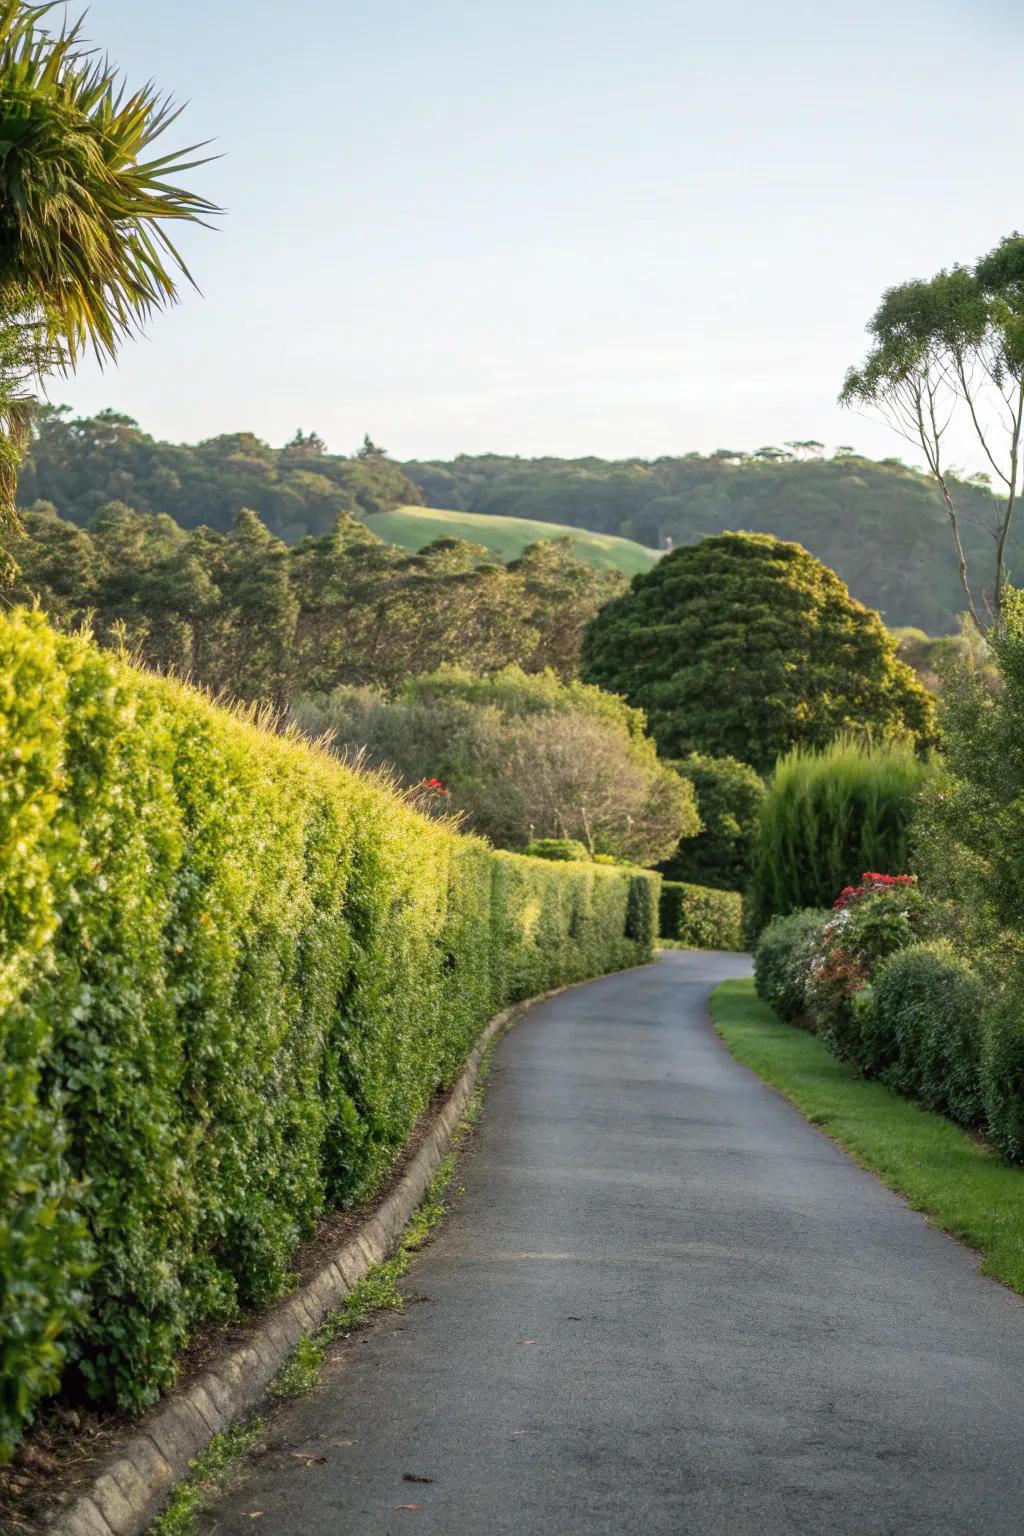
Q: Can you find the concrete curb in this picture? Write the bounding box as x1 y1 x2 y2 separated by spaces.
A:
46 995 535 1536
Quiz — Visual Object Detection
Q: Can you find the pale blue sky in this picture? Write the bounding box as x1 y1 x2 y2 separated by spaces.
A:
58 0 1015 468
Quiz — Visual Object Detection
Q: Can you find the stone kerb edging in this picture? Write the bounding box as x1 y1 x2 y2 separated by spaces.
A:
47 994 534 1536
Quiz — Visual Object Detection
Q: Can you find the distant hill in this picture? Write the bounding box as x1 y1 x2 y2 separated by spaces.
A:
402 451 1014 633
362 504 659 577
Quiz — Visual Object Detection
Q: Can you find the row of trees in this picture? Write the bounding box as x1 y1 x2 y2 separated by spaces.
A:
4 500 625 704
17 407 420 543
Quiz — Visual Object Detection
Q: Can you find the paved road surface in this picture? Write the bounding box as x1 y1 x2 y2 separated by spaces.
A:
201 951 1024 1535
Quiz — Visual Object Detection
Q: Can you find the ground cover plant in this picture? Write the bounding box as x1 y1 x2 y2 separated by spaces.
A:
711 980 1024 1296
0 606 658 1460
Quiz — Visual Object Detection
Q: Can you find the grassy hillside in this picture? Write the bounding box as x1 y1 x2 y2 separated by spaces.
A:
402 452 1015 633
362 504 660 576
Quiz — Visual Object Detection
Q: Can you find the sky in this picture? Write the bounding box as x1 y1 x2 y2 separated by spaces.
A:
55 0 1017 470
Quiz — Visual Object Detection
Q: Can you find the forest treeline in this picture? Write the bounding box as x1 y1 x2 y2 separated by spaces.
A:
403 449 1011 633
15 410 1014 633
5 498 621 705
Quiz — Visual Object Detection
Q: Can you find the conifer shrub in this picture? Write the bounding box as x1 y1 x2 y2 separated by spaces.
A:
659 881 743 951
0 609 657 1457
746 736 932 934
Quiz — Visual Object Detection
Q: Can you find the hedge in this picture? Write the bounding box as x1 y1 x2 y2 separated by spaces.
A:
659 881 743 951
871 942 985 1126
0 609 658 1458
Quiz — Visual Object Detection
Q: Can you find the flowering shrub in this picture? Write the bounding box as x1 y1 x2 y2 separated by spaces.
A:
808 872 924 1060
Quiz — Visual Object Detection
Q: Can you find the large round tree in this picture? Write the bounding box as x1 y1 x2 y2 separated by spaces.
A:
580 531 935 773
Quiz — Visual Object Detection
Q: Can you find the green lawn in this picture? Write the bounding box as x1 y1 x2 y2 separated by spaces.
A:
710 978 1024 1295
361 505 661 577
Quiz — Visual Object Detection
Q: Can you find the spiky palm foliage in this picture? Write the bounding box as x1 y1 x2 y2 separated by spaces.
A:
0 1 218 360
0 1 217 569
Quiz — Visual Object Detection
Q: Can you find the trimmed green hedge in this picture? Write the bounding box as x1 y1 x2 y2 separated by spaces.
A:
0 609 657 1458
659 881 743 951
871 942 985 1126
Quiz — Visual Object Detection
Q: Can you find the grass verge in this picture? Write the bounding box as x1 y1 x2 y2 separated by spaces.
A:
711 978 1024 1296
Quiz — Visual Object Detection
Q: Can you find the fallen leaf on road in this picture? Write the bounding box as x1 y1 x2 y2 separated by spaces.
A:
518 1338 537 1345
394 1503 420 1511
288 1452 327 1466
247 1512 264 1519
403 1473 434 1483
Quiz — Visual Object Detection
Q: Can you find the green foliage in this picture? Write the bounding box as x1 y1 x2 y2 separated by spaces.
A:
522 838 589 862
746 737 933 932
402 449 1011 633
625 873 660 950
294 665 698 868
0 607 655 1458
752 909 829 1024
19 407 421 538
842 235 1024 631
580 532 936 774
659 881 743 951
0 6 217 365
6 491 623 699
871 943 985 1125
660 753 765 890
805 880 926 1059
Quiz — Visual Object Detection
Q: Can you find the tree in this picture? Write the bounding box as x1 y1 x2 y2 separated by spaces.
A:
659 753 766 891
841 235 1024 631
293 666 698 867
580 531 936 774
0 2 216 565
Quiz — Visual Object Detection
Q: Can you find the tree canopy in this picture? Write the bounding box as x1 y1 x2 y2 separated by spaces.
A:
292 665 698 867
580 531 937 774
842 233 1024 631
401 448 1010 633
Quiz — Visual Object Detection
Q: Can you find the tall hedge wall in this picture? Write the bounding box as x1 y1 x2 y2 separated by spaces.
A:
0 609 658 1457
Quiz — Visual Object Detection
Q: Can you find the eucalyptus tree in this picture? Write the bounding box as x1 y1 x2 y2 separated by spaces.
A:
841 236 1024 631
0 1 216 565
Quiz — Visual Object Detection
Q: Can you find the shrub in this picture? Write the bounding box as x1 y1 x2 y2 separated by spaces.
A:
580 531 936 773
626 872 661 951
871 943 985 1124
746 736 933 933
0 608 658 1458
522 838 589 862
753 909 829 1023
806 876 926 1064
659 881 743 951
293 665 698 867
659 753 765 891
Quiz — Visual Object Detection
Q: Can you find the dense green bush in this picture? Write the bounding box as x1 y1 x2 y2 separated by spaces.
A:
0 608 657 1458
659 753 765 891
753 909 829 1023
871 943 985 1125
746 737 932 933
581 532 936 773
806 877 925 1061
294 665 697 867
522 838 589 862
659 882 743 951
